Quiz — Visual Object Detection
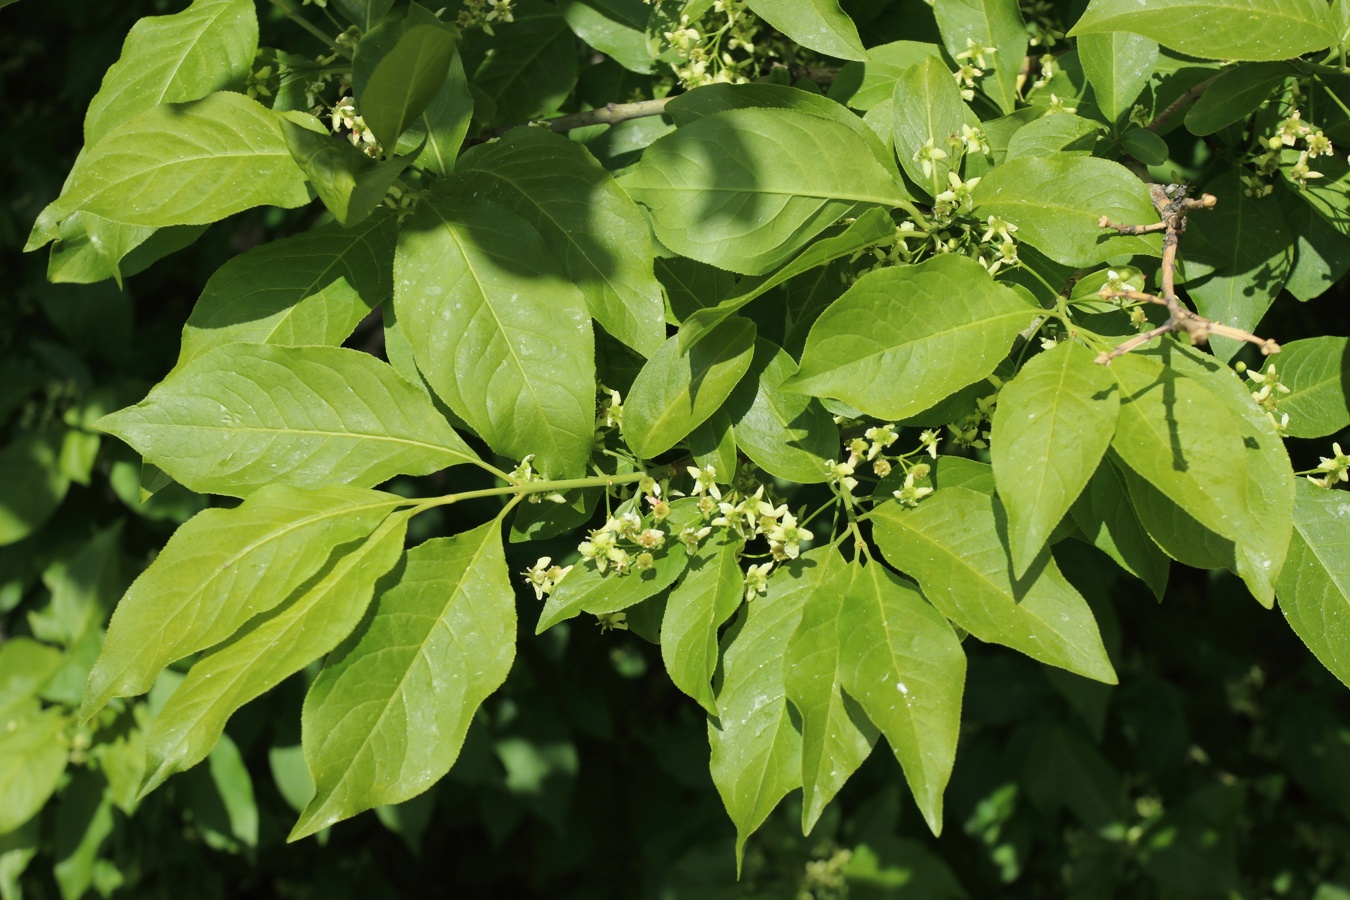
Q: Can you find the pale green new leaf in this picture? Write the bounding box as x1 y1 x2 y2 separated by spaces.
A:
661 533 746 714
726 340 837 483
536 499 704 632
179 213 396 366
1069 0 1336 62
790 255 1035 420
1077 31 1158 123
838 562 965 836
452 127 665 357
293 520 516 839
42 93 311 230
711 549 834 869
991 340 1119 577
0 709 69 833
932 0 1027 114
99 344 478 497
892 56 968 198
620 108 910 274
869 490 1116 683
782 548 873 834
141 512 412 794
1185 63 1293 135
394 195 595 477
83 0 258 145
82 485 403 717
623 318 756 459
1278 481 1350 689
1275 336 1350 439
971 156 1162 266
358 23 458 148
745 0 865 60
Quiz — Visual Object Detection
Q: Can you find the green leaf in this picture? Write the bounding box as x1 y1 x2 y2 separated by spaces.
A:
781 548 872 834
536 499 705 632
46 212 205 287
397 49 474 175
0 708 69 833
357 23 458 148
280 116 418 226
869 489 1116 683
0 431 70 547
620 108 910 275
82 0 258 145
689 409 739 481
725 340 838 483
892 56 968 198
790 255 1034 420
744 0 865 60
1278 480 1350 689
452 127 666 358
1185 63 1293 135
712 549 837 869
82 485 403 717
39 93 311 232
1179 172 1292 361
1068 0 1336 61
462 0 578 127
394 194 595 477
1275 336 1350 439
971 156 1162 266
334 0 394 30
0 639 64 723
1120 128 1169 166
660 532 746 714
141 512 411 794
1279 184 1350 301
837 562 965 836
678 206 896 353
98 344 478 497
292 520 516 839
558 0 654 74
179 213 396 366
623 317 756 459
830 40 945 110
1005 113 1104 160
1077 31 1158 124
991 340 1120 577
1115 456 1238 572
932 0 1028 114
1070 457 1170 601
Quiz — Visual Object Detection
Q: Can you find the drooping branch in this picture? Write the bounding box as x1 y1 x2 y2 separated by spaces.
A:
1093 185 1280 365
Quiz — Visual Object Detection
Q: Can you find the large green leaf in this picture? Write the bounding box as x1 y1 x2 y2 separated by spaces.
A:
892 56 968 198
536 499 704 632
178 213 396 366
462 0 578 127
782 549 872 834
140 512 412 794
1077 31 1159 123
452 127 665 357
726 340 838 483
82 485 403 717
1116 456 1238 572
394 195 595 477
1184 63 1292 135
1275 336 1350 438
837 562 964 836
711 549 836 868
99 344 478 498
34 93 311 234
660 532 746 714
1069 0 1336 62
745 0 865 59
1278 481 1350 689
0 709 69 833
830 41 945 111
932 0 1027 114
82 0 257 145
991 340 1120 577
971 156 1162 266
620 108 909 275
789 255 1034 419
293 520 516 839
623 317 756 459
869 489 1116 683
357 23 458 148
1180 172 1292 361
1070 457 1170 601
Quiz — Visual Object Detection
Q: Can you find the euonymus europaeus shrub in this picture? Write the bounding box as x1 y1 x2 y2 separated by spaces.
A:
8 0 1350 889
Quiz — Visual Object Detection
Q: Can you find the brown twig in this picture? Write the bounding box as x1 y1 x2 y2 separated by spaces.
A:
478 98 674 140
1093 186 1280 365
1145 73 1220 133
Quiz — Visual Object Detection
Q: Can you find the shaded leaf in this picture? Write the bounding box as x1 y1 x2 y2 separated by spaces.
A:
661 532 745 714
0 709 69 833
727 339 838 483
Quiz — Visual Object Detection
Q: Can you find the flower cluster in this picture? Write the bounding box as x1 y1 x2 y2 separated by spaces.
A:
455 0 515 35
1021 0 1066 48
1248 99 1337 194
1235 360 1292 436
952 39 996 102
893 463 934 507
947 388 999 451
523 557 573 600
651 0 767 89
330 95 381 157
507 454 566 504
1308 443 1349 489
